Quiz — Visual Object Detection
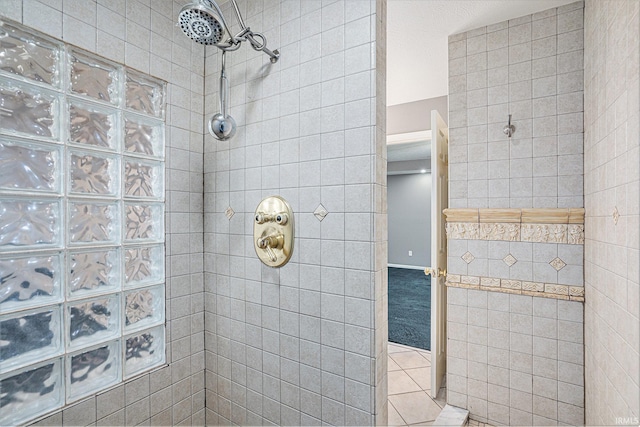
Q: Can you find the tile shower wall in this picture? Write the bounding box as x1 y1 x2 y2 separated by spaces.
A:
0 1 207 425
584 0 640 425
448 2 584 210
203 0 388 425
447 288 584 426
446 3 586 425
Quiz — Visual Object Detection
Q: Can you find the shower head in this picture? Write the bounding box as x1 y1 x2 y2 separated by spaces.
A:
178 0 230 46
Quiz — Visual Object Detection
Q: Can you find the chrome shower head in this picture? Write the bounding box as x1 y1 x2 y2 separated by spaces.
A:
178 0 229 46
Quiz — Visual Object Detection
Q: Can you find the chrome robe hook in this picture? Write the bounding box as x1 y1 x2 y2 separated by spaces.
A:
503 114 515 138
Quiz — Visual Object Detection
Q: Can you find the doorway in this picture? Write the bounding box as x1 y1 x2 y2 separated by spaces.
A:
387 135 433 352
385 112 449 425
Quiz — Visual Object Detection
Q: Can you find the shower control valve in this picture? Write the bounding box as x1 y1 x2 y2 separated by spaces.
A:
253 196 294 268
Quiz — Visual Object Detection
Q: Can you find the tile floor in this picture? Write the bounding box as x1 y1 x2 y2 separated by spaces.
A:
387 342 446 426
466 419 493 427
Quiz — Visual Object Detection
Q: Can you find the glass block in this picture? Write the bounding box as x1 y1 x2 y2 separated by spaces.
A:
69 48 120 105
124 285 164 332
66 340 120 401
0 20 61 88
124 203 163 242
0 198 61 250
68 201 119 245
0 80 59 140
124 244 164 288
125 69 165 118
0 253 62 312
0 306 63 371
67 295 119 350
0 136 62 194
124 325 165 378
68 98 118 150
69 149 120 197
0 358 64 427
68 249 120 298
124 158 164 200
124 114 163 158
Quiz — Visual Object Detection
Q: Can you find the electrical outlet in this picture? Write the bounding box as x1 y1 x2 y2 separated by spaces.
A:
408 251 413 256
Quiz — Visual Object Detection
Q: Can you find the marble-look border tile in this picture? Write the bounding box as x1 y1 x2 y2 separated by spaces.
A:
444 208 585 244
445 273 585 302
445 222 584 244
443 208 585 224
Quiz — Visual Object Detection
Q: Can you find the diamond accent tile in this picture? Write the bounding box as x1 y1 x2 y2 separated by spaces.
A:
461 251 475 264
503 254 517 267
314 204 328 221
225 206 235 220
549 257 566 271
612 206 620 225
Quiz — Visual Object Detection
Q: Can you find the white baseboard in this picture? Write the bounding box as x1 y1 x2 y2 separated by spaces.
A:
388 263 425 270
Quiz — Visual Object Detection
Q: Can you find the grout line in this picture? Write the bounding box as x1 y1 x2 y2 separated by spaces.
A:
388 398 409 427
388 345 443 426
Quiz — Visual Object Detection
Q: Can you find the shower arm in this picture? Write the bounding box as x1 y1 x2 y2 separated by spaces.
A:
214 0 280 63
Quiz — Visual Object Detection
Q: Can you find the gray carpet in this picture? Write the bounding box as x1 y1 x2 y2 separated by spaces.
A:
388 267 431 350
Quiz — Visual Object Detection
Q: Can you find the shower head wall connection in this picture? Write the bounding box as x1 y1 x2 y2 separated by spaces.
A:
178 0 280 63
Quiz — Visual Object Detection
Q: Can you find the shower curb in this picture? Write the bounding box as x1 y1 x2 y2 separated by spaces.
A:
433 404 469 426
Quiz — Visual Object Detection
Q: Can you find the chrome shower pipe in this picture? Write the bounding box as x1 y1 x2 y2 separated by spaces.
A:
219 51 229 117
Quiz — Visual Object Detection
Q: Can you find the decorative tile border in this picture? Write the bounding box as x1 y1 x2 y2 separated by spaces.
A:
445 273 585 302
443 208 585 224
443 208 585 244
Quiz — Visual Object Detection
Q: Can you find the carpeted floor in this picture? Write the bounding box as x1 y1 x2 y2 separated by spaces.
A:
388 267 431 351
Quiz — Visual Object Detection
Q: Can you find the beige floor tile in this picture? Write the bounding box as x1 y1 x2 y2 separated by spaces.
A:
388 391 443 424
404 367 431 391
418 350 431 362
388 343 414 354
388 369 422 395
388 356 403 371
390 351 431 370
388 401 407 426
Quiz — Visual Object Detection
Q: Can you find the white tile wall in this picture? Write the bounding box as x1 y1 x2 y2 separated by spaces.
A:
448 288 584 425
584 0 640 425
449 239 584 285
0 0 206 425
203 0 387 425
448 1 585 210
446 3 587 425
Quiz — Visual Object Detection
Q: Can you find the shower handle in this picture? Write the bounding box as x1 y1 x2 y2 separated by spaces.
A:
257 233 284 262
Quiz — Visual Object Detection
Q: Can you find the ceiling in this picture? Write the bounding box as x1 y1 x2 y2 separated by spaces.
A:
386 0 577 107
388 140 431 163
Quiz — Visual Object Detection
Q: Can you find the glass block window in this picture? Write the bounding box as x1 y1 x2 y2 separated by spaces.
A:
0 19 166 426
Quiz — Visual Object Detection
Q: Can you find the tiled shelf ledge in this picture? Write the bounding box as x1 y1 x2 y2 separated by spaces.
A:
444 208 585 244
446 273 585 302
